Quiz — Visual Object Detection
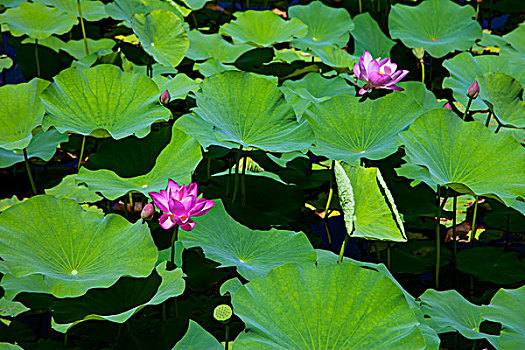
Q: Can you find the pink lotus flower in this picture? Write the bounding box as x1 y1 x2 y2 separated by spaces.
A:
353 50 409 95
149 179 215 231
466 81 479 99
160 89 170 104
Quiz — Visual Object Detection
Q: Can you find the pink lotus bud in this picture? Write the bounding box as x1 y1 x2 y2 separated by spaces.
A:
160 90 170 104
466 81 479 99
141 203 155 220
443 102 452 110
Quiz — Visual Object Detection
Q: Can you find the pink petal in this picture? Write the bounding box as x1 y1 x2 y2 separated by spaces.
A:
358 85 371 95
377 58 389 67
367 60 380 75
186 183 198 197
362 50 373 67
166 179 180 198
386 85 404 92
353 63 362 80
368 72 392 88
159 214 177 229
168 199 187 216
358 56 368 81
384 70 409 86
149 192 169 212
180 220 196 231
191 199 215 217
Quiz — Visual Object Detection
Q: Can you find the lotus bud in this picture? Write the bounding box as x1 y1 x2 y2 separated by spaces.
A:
412 48 425 60
141 203 155 220
443 102 452 110
466 81 479 99
160 89 170 104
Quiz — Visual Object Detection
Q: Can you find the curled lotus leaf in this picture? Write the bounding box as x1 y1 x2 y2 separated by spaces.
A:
34 0 107 21
186 30 252 63
41 64 170 140
0 195 158 298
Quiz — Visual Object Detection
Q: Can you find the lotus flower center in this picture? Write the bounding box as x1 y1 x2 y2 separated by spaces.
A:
71 269 78 275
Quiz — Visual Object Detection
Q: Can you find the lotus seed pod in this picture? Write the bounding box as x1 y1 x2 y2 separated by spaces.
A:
213 304 233 322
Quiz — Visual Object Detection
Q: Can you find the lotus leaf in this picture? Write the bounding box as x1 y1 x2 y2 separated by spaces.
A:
0 55 12 70
0 298 29 317
0 78 50 150
186 30 252 63
172 320 222 350
304 91 422 162
219 10 307 47
389 0 482 58
0 2 78 40
106 0 187 24
396 81 442 112
35 0 107 21
289 2 353 50
0 195 158 298
351 12 395 58
335 162 406 241
41 64 170 139
51 262 184 332
75 124 201 199
0 129 68 168
219 278 242 296
0 196 21 212
179 0 206 10
503 24 525 53
45 175 102 203
152 74 199 101
310 45 358 68
457 246 525 285
443 52 525 110
21 36 66 53
420 289 498 346
193 59 238 77
61 38 115 60
232 263 426 349
132 10 189 68
477 73 525 128
482 285 525 349
126 62 178 77
179 200 316 280
281 73 353 118
397 109 525 206
176 71 313 153
0 0 24 7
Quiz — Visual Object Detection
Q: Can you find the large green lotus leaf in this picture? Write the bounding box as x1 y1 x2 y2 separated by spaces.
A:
482 285 525 349
397 109 525 206
75 124 201 200
396 81 442 112
443 52 525 110
179 200 316 281
132 10 189 68
51 262 184 332
0 55 13 71
219 10 307 47
420 289 498 347
0 195 158 298
288 2 353 50
335 162 406 242
281 73 353 118
0 2 78 39
186 30 252 63
457 247 525 285
45 175 102 203
310 45 358 68
0 129 67 168
351 12 395 58
0 344 23 350
21 36 66 53
0 0 24 7
0 196 22 212
477 73 525 128
388 0 481 58
41 64 170 139
34 0 107 21
61 38 115 60
503 23 525 52
193 59 238 77
304 92 423 162
0 78 50 150
152 74 200 101
232 263 426 349
172 320 222 350
0 298 29 317
176 71 313 153
106 0 187 24
390 240 451 274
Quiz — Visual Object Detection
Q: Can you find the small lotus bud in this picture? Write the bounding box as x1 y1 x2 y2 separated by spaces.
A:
160 90 170 104
443 102 452 110
412 47 425 60
466 81 479 99
141 203 155 220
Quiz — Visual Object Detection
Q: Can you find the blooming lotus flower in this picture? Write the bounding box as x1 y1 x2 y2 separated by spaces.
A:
149 179 215 231
353 50 409 95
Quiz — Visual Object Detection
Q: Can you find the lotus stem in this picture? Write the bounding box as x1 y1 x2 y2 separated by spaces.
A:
191 13 198 29
387 244 391 270
34 39 40 78
76 0 90 56
435 185 441 289
420 59 425 84
338 235 349 263
462 98 473 120
128 192 133 214
225 324 230 350
470 196 479 243
169 225 179 270
232 146 243 203
358 0 362 13
206 158 211 182
323 160 335 249
241 154 247 206
452 195 457 264
23 148 37 195
485 111 492 127
77 135 86 169
475 0 480 22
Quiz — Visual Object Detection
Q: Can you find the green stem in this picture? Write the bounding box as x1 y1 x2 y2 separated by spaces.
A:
485 111 492 127
323 160 335 250
241 154 247 206
225 325 230 350
358 0 362 13
161 303 167 322
435 185 441 289
191 12 198 29
128 192 133 214
77 0 89 56
452 195 457 264
23 148 37 195
462 98 473 120
470 196 479 243
338 235 349 263
77 135 86 169
475 0 480 22
206 158 211 182
232 146 243 203
420 59 425 84
387 244 391 270
35 39 41 78
169 225 179 270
